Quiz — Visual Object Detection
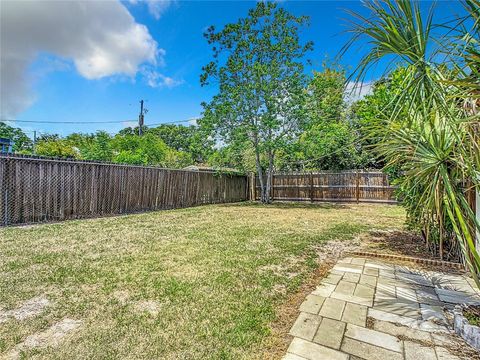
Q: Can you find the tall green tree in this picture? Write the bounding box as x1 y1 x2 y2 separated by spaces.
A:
351 67 409 168
200 2 313 202
148 124 214 164
82 131 114 162
300 68 361 170
0 122 32 152
208 142 257 172
306 67 346 124
35 138 78 158
111 133 191 167
276 67 364 171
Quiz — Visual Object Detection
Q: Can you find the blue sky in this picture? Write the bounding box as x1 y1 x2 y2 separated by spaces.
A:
0 0 466 137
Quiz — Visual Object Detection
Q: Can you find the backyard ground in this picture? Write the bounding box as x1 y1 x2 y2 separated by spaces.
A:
0 202 405 359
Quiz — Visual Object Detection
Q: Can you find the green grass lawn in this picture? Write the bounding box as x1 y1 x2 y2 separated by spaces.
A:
0 202 405 359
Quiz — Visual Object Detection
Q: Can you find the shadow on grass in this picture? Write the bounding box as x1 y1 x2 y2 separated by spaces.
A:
220 201 350 210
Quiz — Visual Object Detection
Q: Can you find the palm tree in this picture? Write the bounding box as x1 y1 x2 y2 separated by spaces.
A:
342 0 480 286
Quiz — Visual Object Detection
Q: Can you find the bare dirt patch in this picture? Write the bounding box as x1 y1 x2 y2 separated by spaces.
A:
112 291 161 316
133 300 161 316
6 318 82 359
112 290 131 305
0 296 50 323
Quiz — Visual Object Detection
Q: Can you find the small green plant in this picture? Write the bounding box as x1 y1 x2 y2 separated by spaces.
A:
464 306 480 327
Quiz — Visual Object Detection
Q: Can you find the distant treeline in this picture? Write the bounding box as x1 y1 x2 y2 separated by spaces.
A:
1 66 404 172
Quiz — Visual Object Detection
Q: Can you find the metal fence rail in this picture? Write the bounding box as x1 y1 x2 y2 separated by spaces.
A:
0 154 248 226
254 171 398 203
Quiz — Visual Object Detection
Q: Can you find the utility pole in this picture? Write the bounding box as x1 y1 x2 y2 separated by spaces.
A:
33 131 37 154
138 100 147 136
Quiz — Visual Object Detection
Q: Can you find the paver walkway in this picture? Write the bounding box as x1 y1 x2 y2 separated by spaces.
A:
284 256 480 360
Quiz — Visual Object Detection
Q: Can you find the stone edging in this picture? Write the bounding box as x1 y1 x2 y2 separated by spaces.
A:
454 305 480 350
346 250 464 269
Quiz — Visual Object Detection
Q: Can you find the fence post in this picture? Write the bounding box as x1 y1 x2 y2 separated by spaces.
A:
1 157 8 226
248 172 255 201
356 170 360 204
310 172 314 203
270 171 274 202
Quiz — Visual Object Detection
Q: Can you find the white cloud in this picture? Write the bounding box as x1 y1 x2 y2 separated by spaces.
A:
345 81 374 103
188 117 199 126
129 0 175 20
143 69 183 88
146 0 175 19
0 0 162 117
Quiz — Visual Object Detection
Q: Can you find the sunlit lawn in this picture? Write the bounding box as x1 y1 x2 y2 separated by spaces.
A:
0 202 404 359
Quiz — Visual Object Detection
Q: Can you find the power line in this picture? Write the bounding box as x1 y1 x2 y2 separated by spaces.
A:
0 118 196 126
3 114 370 128
1 119 129 124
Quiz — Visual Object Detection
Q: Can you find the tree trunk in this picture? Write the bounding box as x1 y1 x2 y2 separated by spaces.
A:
254 143 266 203
265 168 272 204
264 151 275 204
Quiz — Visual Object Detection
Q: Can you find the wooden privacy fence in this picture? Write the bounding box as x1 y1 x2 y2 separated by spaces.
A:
0 154 248 226
254 171 398 203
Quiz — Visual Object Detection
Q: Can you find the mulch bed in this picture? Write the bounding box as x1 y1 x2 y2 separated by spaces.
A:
363 230 437 259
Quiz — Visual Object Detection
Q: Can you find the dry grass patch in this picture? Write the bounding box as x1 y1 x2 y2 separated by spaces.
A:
0 202 405 359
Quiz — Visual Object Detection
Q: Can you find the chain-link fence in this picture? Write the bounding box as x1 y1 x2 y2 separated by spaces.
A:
0 154 248 226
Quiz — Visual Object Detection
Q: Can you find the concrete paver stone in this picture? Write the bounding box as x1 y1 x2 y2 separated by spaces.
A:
335 281 356 296
282 353 308 360
331 291 373 307
287 338 349 360
404 340 437 360
343 272 361 283
363 267 379 277
333 264 364 274
289 312 322 341
359 274 377 287
351 258 366 265
323 273 343 286
312 283 336 298
299 295 325 315
341 337 403 360
420 303 447 325
344 323 403 353
354 283 375 299
372 319 432 342
319 298 346 320
341 302 367 327
286 257 480 360
435 346 461 360
313 318 346 349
